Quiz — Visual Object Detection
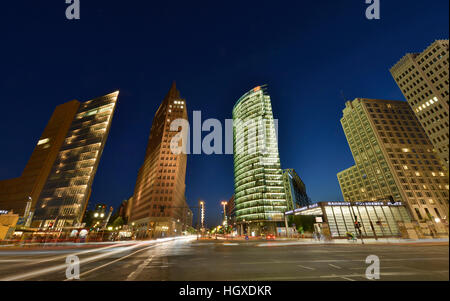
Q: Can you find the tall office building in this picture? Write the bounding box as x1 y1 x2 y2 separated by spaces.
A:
0 101 80 219
129 82 189 238
282 169 310 210
0 92 118 229
32 92 119 228
390 40 449 168
337 98 449 223
232 85 287 236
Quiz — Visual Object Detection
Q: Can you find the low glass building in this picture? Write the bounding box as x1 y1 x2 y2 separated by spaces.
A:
285 200 412 238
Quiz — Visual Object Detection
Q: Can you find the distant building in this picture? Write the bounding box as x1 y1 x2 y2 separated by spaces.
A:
226 195 236 226
90 204 113 229
181 206 193 230
0 92 118 230
129 83 189 238
337 98 449 224
282 169 311 210
118 196 133 223
390 40 449 168
232 85 287 236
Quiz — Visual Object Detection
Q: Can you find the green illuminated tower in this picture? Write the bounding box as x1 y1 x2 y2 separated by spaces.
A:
232 85 287 236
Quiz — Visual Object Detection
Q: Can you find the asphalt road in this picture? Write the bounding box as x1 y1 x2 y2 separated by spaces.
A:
0 236 448 281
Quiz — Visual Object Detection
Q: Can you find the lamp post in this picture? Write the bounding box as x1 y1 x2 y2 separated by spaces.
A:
197 200 205 240
221 201 227 227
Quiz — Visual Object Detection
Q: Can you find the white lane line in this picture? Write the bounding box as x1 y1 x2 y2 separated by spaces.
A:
0 259 36 263
235 270 449 281
223 243 239 246
297 264 315 270
126 255 154 281
350 266 397 270
240 257 449 265
72 246 158 281
2 241 162 281
0 242 138 269
328 264 342 269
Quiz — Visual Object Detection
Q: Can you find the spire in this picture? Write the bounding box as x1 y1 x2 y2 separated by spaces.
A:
166 81 180 99
170 80 177 91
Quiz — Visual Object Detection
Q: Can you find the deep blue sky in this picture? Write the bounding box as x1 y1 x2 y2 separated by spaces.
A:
0 1 448 227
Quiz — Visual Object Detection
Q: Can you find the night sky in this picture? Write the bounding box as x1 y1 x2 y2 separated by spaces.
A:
0 1 448 227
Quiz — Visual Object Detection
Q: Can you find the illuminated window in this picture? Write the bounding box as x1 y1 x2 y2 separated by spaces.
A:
38 138 50 145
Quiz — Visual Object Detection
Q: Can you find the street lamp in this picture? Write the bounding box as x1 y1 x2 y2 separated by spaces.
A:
197 200 205 240
221 201 227 225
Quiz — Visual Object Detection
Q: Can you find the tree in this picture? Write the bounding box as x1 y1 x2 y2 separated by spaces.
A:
82 210 94 228
288 215 315 232
111 216 124 228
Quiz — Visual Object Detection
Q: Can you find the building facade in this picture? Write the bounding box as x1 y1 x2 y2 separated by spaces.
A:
0 92 118 229
117 196 133 224
337 98 449 224
129 82 189 238
32 91 119 228
282 169 311 210
0 100 80 220
232 85 287 236
390 40 449 168
226 195 236 227
285 201 415 238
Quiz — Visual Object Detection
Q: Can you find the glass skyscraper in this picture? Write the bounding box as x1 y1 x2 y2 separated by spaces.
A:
282 168 311 210
32 91 119 228
232 85 287 236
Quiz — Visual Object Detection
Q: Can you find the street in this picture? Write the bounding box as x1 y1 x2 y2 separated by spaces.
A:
0 236 448 281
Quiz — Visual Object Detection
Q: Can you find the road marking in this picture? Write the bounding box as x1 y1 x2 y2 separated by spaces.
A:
66 245 158 281
240 257 449 265
0 242 138 270
127 255 154 281
297 264 315 270
328 264 342 269
233 270 449 281
223 243 239 246
0 259 36 262
1 243 148 281
350 266 397 270
0 238 192 281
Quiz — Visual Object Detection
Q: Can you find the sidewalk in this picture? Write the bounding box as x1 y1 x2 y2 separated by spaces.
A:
209 235 449 245
254 237 449 246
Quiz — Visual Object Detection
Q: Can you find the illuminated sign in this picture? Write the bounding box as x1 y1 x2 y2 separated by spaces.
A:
292 203 319 213
327 202 351 206
355 202 384 206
